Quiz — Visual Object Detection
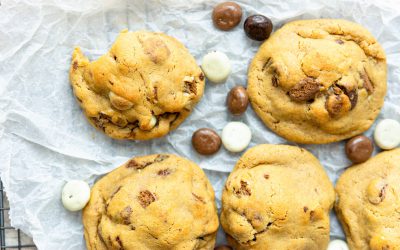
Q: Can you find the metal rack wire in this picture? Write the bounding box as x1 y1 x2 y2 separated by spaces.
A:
0 180 37 249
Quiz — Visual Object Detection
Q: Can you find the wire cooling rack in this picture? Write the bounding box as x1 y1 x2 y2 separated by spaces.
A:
0 180 37 249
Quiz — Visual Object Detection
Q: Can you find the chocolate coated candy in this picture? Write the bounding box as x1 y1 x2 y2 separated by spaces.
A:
192 128 222 155
212 2 242 31
244 14 273 41
345 135 373 163
227 86 249 115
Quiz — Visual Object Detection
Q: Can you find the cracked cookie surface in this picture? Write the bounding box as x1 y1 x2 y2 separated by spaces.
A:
82 154 218 250
220 144 334 250
335 149 400 250
248 19 387 144
70 30 205 140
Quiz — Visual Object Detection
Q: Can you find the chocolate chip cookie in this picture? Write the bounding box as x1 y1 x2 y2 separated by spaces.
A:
82 154 219 250
70 30 205 140
248 19 387 144
220 144 335 249
335 148 400 249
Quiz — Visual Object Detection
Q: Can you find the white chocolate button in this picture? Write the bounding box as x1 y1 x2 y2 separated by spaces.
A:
327 239 349 250
222 122 251 152
201 51 231 83
62 180 91 212
374 119 400 150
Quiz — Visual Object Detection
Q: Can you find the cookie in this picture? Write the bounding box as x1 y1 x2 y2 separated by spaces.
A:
247 19 387 144
335 149 400 249
70 30 205 140
83 154 218 250
220 144 335 249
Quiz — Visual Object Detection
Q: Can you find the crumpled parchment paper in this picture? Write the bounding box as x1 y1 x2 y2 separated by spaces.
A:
0 0 400 249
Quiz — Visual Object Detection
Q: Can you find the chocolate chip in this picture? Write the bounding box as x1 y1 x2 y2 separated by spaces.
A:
192 128 222 155
368 180 388 205
127 155 169 170
153 87 158 101
264 174 269 179
154 154 169 163
335 39 344 44
120 206 132 225
157 169 171 176
345 135 373 163
262 58 273 72
244 15 273 41
234 180 251 196
116 236 124 249
335 83 358 109
271 75 279 87
72 61 78 70
126 159 140 169
92 113 111 129
346 89 358 109
303 206 309 212
310 211 315 220
288 77 320 102
379 184 388 201
138 190 156 208
192 193 206 204
184 77 197 95
199 72 205 81
227 86 249 115
361 70 374 94
212 2 242 31
326 94 351 117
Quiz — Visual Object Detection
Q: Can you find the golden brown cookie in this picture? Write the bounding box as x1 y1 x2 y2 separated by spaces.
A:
82 154 219 250
335 149 400 250
70 30 205 140
248 19 387 144
220 144 335 249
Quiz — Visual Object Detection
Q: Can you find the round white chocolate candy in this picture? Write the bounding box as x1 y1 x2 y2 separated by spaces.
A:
62 180 91 212
201 51 231 83
327 239 349 250
374 119 400 150
222 122 251 152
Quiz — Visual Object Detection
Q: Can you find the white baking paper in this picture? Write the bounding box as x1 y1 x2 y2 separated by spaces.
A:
0 0 400 249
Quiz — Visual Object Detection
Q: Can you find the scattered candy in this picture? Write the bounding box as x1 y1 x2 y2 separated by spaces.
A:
62 180 91 212
345 135 373 163
374 119 400 150
201 51 231 83
212 2 242 31
244 14 273 41
192 128 222 155
227 86 249 115
222 122 252 152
